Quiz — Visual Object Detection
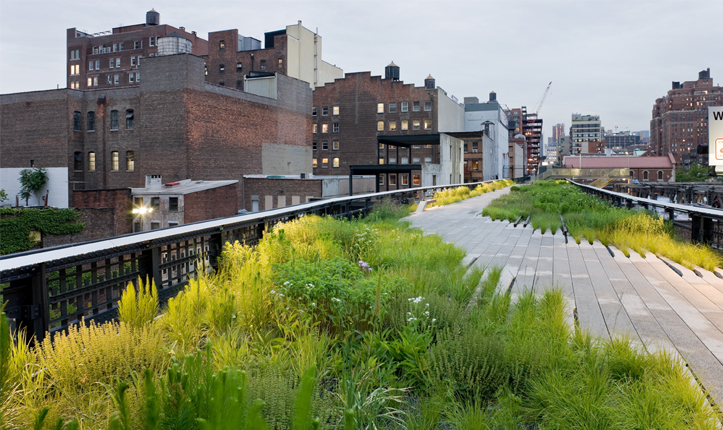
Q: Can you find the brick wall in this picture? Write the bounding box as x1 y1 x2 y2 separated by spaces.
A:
72 188 133 235
242 178 322 211
43 207 116 248
183 183 239 223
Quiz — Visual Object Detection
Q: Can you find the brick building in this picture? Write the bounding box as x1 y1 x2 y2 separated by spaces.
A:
505 107 539 175
650 68 723 165
1 53 313 208
563 153 677 183
66 9 208 91
310 64 465 190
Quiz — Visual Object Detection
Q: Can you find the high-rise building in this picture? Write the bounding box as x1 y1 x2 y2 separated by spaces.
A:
552 123 565 144
570 114 603 154
650 68 723 165
523 108 542 174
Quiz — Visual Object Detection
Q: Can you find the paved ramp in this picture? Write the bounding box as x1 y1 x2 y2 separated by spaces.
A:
404 187 723 401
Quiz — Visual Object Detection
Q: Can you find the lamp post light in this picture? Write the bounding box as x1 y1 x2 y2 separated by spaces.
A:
132 205 153 232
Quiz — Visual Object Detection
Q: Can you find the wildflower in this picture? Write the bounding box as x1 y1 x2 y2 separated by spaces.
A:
270 290 276 294
332 297 341 302
283 281 290 286
432 318 436 322
424 311 429 316
312 302 316 307
358 260 372 272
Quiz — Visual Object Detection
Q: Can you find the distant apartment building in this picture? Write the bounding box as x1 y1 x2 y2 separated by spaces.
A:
570 114 604 154
552 123 565 144
463 92 510 180
310 64 465 190
650 68 723 166
523 108 543 175
604 132 640 152
506 107 528 177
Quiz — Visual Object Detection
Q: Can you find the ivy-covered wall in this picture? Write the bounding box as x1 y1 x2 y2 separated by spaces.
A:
0 208 85 255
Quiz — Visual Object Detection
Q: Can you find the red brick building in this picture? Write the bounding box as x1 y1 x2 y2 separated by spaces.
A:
650 68 723 165
562 153 677 183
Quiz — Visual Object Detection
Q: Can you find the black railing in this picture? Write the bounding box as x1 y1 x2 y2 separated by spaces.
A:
570 181 723 249
0 181 499 341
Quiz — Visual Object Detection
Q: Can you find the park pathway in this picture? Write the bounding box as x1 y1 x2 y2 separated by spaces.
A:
404 187 723 402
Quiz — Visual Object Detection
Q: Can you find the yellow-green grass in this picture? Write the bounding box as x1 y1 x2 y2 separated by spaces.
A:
429 179 513 207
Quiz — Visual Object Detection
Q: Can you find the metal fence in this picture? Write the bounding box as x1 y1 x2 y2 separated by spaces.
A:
570 181 723 249
0 181 500 341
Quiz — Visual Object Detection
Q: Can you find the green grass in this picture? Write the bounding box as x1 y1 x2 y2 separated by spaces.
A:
2 199 720 429
429 179 513 207
483 180 723 271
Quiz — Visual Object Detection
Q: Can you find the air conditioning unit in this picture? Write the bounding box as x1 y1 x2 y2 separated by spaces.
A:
472 149 478 153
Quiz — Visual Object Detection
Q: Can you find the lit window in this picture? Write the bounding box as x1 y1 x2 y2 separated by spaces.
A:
472 161 479 171
126 110 134 129
377 121 384 131
322 158 329 168
322 141 328 150
126 151 135 171
389 121 397 131
333 123 339 133
333 106 339 115
333 140 339 150
401 102 408 112
424 119 432 130
219 40 225 49
413 101 420 112
413 120 420 130
87 112 95 131
74 152 82 171
111 151 119 171
110 110 119 130
313 158 318 168
278 58 283 69
389 174 397 185
333 157 339 168
413 174 420 185
379 143 385 149
313 124 317 133
389 103 396 113
377 103 384 114
402 120 408 130
322 106 329 116
379 158 384 164
425 101 432 111
88 152 96 171
401 175 408 185
322 124 329 133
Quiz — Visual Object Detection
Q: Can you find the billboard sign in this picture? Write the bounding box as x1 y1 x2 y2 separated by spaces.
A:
710 106 723 166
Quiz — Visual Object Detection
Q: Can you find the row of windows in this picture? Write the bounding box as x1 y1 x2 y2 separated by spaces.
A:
312 123 340 133
312 106 340 116
377 174 420 186
377 119 431 131
73 109 134 131
91 39 150 55
378 144 433 149
73 151 134 172
378 156 432 164
312 141 340 151
377 101 431 114
216 59 281 74
312 157 339 168
133 196 179 212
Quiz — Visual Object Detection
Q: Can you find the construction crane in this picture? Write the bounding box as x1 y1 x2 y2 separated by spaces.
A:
533 81 552 116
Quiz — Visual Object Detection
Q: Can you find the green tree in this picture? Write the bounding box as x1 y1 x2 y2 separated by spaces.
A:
0 189 7 203
19 166 48 205
674 163 711 182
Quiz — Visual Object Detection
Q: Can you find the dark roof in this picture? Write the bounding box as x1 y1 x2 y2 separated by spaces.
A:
350 165 422 175
377 134 440 147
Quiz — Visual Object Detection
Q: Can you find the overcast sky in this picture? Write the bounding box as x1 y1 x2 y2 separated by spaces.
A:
1 0 721 141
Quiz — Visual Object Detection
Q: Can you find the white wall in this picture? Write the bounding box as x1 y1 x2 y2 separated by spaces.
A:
321 176 376 198
245 75 277 99
285 22 343 89
464 108 509 179
262 142 313 175
437 90 465 133
0 167 69 208
421 134 464 186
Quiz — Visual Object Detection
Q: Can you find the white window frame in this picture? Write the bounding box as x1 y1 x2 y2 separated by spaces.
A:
401 102 408 112
114 74 119 85
377 103 384 114
115 58 121 68
89 61 94 71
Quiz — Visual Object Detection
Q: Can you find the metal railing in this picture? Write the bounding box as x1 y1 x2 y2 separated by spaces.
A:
538 168 630 181
0 181 499 341
570 180 723 249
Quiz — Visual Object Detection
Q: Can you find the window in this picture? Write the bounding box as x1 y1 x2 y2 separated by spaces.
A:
129 74 134 83
70 64 79 75
88 152 96 171
150 221 160 230
219 64 225 73
413 157 420 163
312 124 317 133
322 106 329 116
168 221 179 227
109 59 115 69
322 124 329 133
95 60 100 70
312 107 317 117
389 103 396 113
115 58 121 68
643 171 649 181
236 80 243 90
377 103 384 114
135 72 140 82
131 56 136 67
658 171 663 181
111 110 119 130
389 121 397 131
313 141 317 151
73 111 81 131
219 82 225 86
472 161 479 171
424 157 432 163
126 151 135 171
87 111 95 131
472 142 478 153
260 60 266 70
333 157 340 168
333 123 339 133
74 152 83 171
119 43 124 51
236 62 243 71
134 41 140 49
313 158 318 168
69 49 79 60
204 65 208 76
413 101 420 112
401 102 408 112
126 110 134 129
401 156 408 164
377 121 384 131
389 157 396 164
149 36 155 47
379 143 385 149
332 141 339 150
169 197 179 211
114 74 119 85
151 197 160 210
425 101 432 111
401 175 408 185
322 158 329 168
333 106 339 115
278 58 283 69
401 120 409 130
424 119 432 130
111 151 119 171
389 174 397 185
322 141 329 150
379 175 385 186
113 43 118 52
413 175 420 185
93 46 99 54
219 40 225 49
87 77 93 87
89 61 94 71
379 158 384 165
413 120 420 130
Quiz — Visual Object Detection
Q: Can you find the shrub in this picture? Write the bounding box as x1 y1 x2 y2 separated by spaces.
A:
118 277 158 330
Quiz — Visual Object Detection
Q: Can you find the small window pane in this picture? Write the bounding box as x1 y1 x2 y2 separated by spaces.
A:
377 103 384 114
111 151 119 171
126 151 135 171
333 106 339 115
333 157 339 168
377 121 384 131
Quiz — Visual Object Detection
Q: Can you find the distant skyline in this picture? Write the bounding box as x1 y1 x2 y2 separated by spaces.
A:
1 0 721 141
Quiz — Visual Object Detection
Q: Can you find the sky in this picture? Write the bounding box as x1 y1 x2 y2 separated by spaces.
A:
1 0 721 142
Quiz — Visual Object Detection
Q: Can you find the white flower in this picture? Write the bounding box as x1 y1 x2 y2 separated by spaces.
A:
432 318 437 322
312 302 316 307
424 311 429 315
283 281 290 286
270 290 276 294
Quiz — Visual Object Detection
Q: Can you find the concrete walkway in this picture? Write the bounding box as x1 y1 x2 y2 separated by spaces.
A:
404 187 723 401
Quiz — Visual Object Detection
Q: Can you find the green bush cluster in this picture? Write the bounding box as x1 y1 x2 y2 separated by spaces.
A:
0 207 85 255
2 201 720 428
430 179 514 207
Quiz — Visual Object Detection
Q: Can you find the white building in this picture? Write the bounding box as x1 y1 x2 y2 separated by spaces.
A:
463 93 510 179
570 113 603 154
